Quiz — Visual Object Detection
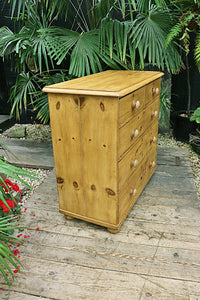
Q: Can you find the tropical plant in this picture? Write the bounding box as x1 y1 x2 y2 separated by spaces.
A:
190 107 200 123
165 0 200 116
0 215 24 286
159 82 171 127
0 147 38 286
0 0 183 123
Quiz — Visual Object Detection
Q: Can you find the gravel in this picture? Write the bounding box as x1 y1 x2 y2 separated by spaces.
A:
1 123 52 141
10 167 50 207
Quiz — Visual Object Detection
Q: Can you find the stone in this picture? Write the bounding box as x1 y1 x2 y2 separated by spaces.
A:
7 126 26 138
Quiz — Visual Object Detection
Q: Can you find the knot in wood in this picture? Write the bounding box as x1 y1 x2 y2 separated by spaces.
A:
100 102 105 111
57 177 64 184
73 181 79 188
56 101 60 110
105 188 115 196
91 184 96 191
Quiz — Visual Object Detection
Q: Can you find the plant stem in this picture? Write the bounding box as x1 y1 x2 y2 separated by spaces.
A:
186 54 191 116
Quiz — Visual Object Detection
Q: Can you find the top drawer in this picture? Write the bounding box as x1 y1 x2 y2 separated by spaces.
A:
145 78 161 106
119 87 145 127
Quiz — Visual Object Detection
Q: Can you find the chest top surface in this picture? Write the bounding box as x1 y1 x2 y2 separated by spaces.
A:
43 70 163 97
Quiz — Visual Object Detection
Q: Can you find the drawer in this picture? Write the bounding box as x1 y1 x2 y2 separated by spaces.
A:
119 149 157 221
119 98 160 158
118 123 158 189
119 87 145 127
145 78 161 106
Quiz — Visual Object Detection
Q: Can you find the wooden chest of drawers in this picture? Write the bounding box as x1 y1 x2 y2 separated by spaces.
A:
43 70 163 233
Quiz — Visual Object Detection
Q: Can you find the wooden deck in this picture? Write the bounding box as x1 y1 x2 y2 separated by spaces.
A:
1 145 200 300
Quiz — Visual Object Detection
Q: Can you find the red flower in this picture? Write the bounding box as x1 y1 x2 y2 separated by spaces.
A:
13 270 18 274
14 249 20 256
36 227 39 231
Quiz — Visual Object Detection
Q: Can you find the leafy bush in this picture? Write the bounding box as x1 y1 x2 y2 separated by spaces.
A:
190 107 200 123
0 0 183 123
0 146 38 286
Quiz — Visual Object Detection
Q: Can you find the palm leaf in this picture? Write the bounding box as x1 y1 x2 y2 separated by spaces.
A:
129 6 182 72
194 32 200 71
41 27 124 77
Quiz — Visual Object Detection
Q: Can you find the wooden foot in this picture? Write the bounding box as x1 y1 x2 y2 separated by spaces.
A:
64 215 74 220
107 227 120 234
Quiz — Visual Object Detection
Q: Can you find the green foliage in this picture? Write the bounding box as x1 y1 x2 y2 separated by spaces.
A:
128 6 182 72
0 145 38 286
0 0 184 123
159 82 171 126
8 70 69 123
194 33 200 71
166 0 200 67
190 107 200 123
0 216 23 286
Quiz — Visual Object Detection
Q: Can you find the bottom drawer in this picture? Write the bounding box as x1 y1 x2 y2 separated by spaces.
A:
119 149 157 223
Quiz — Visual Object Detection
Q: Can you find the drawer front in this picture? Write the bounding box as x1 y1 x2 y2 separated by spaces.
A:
119 87 145 127
119 149 157 221
119 123 158 189
119 98 160 158
145 78 161 106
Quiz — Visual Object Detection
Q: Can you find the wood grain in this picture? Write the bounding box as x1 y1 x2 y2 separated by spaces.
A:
119 98 160 158
48 93 85 216
80 95 118 225
119 86 145 126
43 70 163 97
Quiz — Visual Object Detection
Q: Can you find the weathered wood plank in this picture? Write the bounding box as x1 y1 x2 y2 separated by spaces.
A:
127 204 200 227
157 145 189 157
0 291 52 300
0 256 146 300
156 164 193 178
140 275 190 299
17 228 200 282
157 155 190 166
20 204 200 252
138 194 198 207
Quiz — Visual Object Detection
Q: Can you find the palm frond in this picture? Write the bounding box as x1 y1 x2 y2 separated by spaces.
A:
8 72 38 120
194 32 200 71
33 71 68 123
41 27 124 77
165 23 183 47
129 6 182 72
0 216 24 286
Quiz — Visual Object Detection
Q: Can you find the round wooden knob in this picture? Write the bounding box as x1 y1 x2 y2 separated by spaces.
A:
150 161 156 168
130 188 137 196
135 101 140 109
130 159 138 168
131 100 140 110
150 136 157 144
155 87 159 95
152 87 156 95
151 110 158 118
130 129 139 139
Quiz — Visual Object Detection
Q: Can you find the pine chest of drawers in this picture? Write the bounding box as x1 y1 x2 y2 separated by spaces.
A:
43 70 163 233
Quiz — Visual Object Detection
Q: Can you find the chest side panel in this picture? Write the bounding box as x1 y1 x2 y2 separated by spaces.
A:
48 93 85 216
80 96 119 225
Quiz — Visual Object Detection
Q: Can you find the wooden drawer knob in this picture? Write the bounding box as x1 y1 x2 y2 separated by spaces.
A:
155 87 159 95
151 110 158 118
130 159 138 168
130 129 139 139
130 188 137 196
150 161 156 168
152 87 156 96
131 100 140 110
150 136 157 143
